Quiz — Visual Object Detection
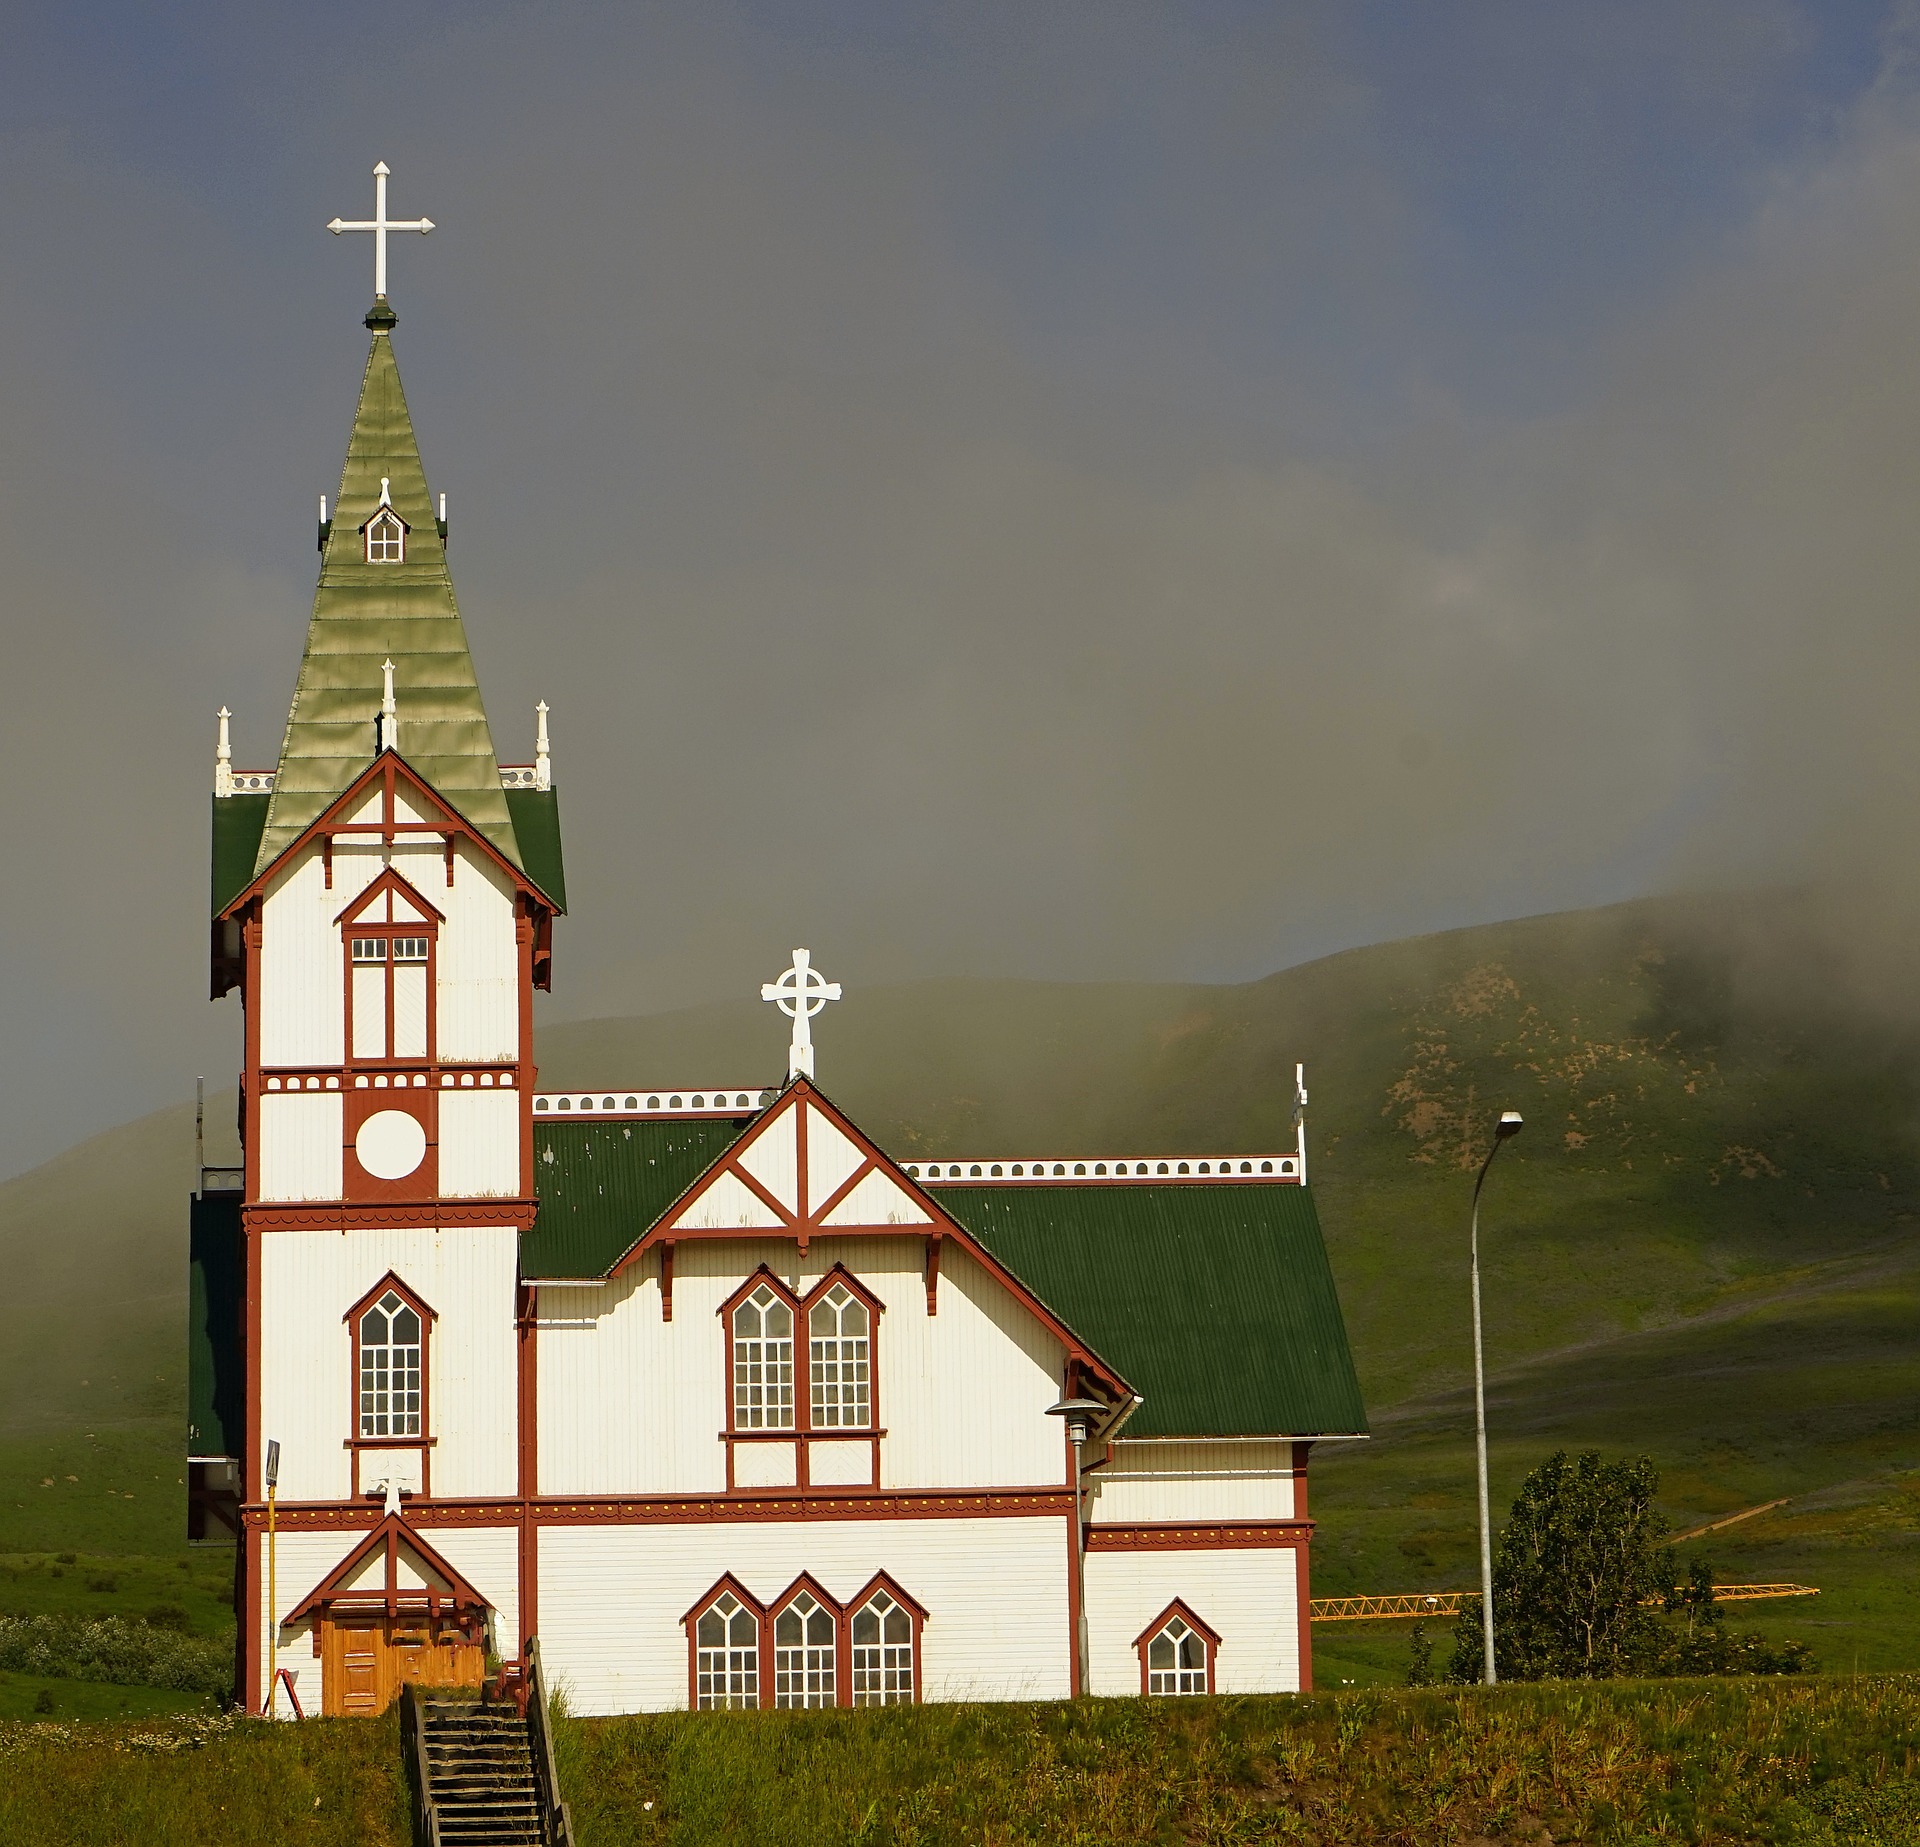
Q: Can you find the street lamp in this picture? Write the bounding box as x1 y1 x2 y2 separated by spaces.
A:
264 1438 281 1717
1471 1111 1523 1686
1047 1396 1104 1697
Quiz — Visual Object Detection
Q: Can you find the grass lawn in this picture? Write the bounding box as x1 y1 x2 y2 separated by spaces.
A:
0 1671 214 1721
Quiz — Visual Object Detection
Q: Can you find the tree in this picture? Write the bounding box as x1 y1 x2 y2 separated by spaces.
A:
1448 1449 1670 1681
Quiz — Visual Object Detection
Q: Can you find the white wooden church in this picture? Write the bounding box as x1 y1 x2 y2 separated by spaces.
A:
187 165 1366 1720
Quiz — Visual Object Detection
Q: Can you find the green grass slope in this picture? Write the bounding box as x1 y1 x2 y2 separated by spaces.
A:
3 890 1917 1680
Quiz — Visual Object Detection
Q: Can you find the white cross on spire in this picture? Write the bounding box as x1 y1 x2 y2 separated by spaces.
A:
328 161 434 303
761 948 842 1081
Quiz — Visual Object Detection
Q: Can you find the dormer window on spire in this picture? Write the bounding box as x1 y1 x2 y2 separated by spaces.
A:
361 478 410 564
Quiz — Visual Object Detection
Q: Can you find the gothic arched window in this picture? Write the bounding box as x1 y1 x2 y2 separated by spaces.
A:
357 1287 424 1438
808 1282 870 1428
691 1586 762 1711
772 1584 838 1708
850 1582 918 1706
1138 1601 1218 1696
731 1284 794 1430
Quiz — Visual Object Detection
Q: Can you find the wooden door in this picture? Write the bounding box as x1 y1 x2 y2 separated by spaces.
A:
322 1614 484 1716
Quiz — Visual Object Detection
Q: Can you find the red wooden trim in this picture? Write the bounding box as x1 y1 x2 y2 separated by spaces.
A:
241 1518 262 1714
1084 1522 1313 1551
243 1200 535 1231
284 1513 489 1625
659 1241 674 1321
846 1570 928 1706
923 1234 941 1314
1133 1598 1221 1696
1293 1441 1312 1692
333 863 447 927
517 1283 539 1657
682 1573 766 1711
247 1486 1078 1530
807 1152 877 1230
220 749 561 918
611 1081 1134 1402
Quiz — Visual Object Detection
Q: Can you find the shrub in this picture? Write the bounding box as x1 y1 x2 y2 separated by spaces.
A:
0 1615 232 1697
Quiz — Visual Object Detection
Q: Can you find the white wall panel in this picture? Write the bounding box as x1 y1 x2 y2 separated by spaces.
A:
809 1440 874 1486
258 1093 343 1201
538 1516 1068 1714
805 1109 864 1214
435 846 520 1064
430 1526 522 1658
735 1443 798 1488
1083 1547 1302 1696
535 1238 1065 1498
259 843 375 1067
1090 1442 1297 1524
261 1530 357 1718
672 1172 782 1231
260 1226 521 1504
820 1169 930 1227
440 1090 522 1197
735 1110 798 1212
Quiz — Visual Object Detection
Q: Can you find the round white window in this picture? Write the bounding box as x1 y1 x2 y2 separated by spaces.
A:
356 1109 427 1180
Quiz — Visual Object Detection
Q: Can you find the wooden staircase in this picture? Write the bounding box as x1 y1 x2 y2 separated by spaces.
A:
402 1644 574 1847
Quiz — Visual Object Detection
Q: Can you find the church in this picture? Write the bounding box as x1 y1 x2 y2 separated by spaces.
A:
186 165 1367 1720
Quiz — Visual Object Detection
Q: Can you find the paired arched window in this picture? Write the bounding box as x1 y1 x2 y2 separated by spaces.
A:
726 1268 879 1435
731 1284 794 1429
357 1288 424 1437
1137 1601 1219 1697
685 1574 923 1710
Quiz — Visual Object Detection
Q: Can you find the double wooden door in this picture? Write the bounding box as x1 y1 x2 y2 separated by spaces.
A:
322 1613 484 1716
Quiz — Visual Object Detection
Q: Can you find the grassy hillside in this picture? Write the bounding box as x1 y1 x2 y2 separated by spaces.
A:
2 891 1916 1679
8 1680 1920 1844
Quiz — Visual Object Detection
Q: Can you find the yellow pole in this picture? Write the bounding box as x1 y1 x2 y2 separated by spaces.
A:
267 1483 278 1718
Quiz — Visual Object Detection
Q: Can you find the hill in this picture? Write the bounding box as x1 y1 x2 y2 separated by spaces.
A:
2 890 1916 1678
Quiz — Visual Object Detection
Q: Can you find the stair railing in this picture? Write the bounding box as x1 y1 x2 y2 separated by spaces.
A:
399 1684 443 1847
524 1638 576 1847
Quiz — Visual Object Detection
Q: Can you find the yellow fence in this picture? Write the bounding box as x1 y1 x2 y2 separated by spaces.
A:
1310 1583 1818 1623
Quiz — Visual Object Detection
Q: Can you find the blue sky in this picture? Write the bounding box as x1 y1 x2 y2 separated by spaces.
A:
2 3 1918 1174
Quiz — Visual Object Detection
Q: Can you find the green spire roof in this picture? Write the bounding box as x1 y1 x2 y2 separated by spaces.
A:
256 320 521 874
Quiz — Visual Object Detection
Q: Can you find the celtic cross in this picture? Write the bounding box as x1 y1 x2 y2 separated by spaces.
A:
761 948 842 1081
328 161 434 303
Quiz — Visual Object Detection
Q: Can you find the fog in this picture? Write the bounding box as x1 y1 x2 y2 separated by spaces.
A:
1 2 1916 1175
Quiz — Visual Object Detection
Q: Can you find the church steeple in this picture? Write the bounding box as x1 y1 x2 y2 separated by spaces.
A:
255 296 521 876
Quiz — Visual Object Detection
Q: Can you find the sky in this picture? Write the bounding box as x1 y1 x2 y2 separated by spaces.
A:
2 0 1918 1177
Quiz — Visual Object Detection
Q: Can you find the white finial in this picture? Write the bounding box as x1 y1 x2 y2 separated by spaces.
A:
215 707 233 797
377 659 397 752
319 494 328 524
378 477 392 508
438 492 447 523
381 1477 402 1519
534 701 552 791
761 948 843 1081
327 160 434 305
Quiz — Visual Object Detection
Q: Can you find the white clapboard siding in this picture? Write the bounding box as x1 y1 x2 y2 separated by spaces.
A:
820 1168 930 1228
435 846 520 1064
1089 1441 1298 1524
259 1226 521 1503
805 1108 865 1214
534 1238 1065 1497
538 1515 1068 1714
672 1171 783 1231
809 1439 874 1487
430 1526 522 1658
734 1443 799 1488
735 1108 798 1211
1083 1547 1302 1696
439 1089 522 1197
258 1093 344 1201
260 844 366 1067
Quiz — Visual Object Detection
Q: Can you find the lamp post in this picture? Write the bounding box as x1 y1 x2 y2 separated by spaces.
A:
264 1439 281 1717
1047 1396 1104 1697
1471 1111 1523 1686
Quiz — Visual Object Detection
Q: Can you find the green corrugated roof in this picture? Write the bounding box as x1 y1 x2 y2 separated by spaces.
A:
935 1184 1367 1439
188 1194 244 1458
257 326 520 876
211 794 270 916
524 1115 755 1278
505 786 567 911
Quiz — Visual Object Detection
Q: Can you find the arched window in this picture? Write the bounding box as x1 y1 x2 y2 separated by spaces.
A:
1139 1602 1217 1696
850 1586 915 1705
808 1282 870 1428
364 508 407 564
732 1284 794 1430
693 1589 761 1710
773 1588 837 1708
358 1290 423 1437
